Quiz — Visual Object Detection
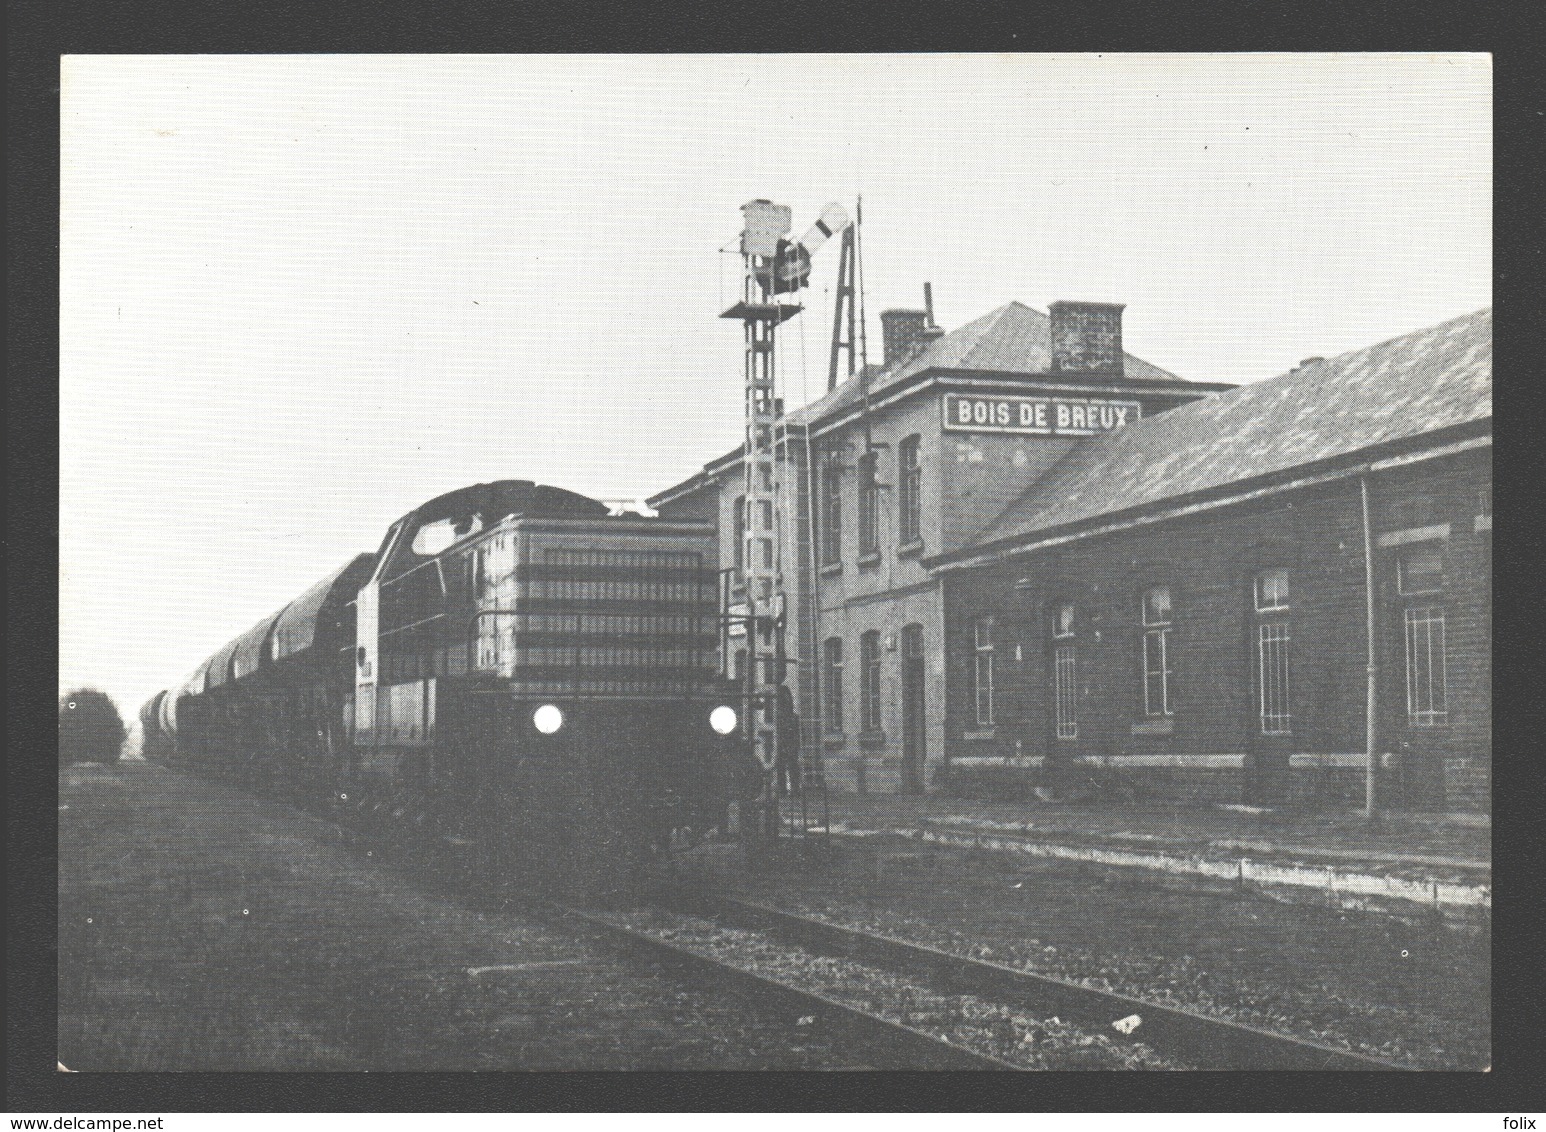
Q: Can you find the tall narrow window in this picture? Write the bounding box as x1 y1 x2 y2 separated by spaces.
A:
972 617 995 726
860 630 883 732
1253 570 1291 735
820 459 842 565
1399 546 1448 726
823 637 845 733
1141 585 1173 717
1404 609 1449 726
858 451 880 557
733 495 746 570
898 435 922 546
1053 604 1077 739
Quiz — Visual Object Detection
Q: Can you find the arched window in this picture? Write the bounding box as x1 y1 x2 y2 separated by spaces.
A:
860 630 883 732
1398 546 1448 727
971 616 995 727
1052 604 1078 739
823 637 845 733
1141 586 1173 717
898 435 922 546
1253 569 1291 735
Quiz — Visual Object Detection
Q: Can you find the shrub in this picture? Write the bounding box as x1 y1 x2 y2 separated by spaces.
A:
59 688 126 765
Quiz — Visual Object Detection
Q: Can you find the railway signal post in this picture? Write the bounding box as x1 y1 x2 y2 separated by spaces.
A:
722 199 848 846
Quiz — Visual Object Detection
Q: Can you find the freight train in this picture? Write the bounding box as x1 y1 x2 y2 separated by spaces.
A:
139 480 758 893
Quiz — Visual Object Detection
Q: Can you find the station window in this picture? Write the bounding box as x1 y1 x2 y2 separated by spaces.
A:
898 435 922 546
1252 570 1291 735
972 617 995 727
820 459 843 566
1051 606 1077 739
823 637 844 733
1141 585 1173 718
1254 568 1289 612
860 630 883 732
1397 545 1444 595
1398 546 1448 727
1404 607 1449 727
858 451 881 557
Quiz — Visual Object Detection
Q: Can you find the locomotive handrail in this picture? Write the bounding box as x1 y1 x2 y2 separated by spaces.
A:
378 611 449 639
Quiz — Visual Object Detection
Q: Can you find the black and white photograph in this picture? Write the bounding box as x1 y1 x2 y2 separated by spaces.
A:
56 52 1492 1077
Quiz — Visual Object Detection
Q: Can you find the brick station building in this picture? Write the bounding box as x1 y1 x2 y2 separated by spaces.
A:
649 299 1232 794
651 300 1491 813
931 308 1492 812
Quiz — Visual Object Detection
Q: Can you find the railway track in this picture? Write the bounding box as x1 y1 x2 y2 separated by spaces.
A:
556 903 1021 1070
655 891 1414 1072
343 824 1411 1070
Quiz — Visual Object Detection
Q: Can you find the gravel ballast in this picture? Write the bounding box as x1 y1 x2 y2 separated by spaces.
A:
669 837 1489 1070
599 907 1188 1070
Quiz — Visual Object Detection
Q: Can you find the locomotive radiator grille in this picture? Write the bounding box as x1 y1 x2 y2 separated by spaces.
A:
474 547 719 696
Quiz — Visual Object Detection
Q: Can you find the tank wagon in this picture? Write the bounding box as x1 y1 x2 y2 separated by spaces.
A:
141 480 754 893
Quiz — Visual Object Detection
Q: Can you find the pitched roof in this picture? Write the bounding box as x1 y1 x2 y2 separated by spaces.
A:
786 300 1184 428
966 308 1492 554
650 300 1194 504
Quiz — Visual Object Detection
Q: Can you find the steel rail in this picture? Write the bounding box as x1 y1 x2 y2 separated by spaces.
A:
670 893 1413 1072
554 904 1020 1071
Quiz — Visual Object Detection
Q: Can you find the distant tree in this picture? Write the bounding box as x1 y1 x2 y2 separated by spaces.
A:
59 689 126 765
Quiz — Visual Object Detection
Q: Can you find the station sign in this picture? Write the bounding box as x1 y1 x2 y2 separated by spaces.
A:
942 393 1142 437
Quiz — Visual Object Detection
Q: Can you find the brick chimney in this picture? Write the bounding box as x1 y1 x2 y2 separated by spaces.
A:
1049 301 1126 377
881 308 929 369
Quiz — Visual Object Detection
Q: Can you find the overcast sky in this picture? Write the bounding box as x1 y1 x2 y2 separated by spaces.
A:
60 53 1491 720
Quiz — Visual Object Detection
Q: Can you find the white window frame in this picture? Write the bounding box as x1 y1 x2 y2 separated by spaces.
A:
823 637 844 733
972 617 994 727
1054 643 1078 740
860 630 883 732
1141 586 1173 718
1255 568 1290 612
858 453 881 557
820 464 842 565
1404 606 1449 727
898 435 922 546
1257 620 1292 735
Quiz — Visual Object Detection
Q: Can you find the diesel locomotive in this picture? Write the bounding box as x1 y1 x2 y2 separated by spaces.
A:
140 480 757 892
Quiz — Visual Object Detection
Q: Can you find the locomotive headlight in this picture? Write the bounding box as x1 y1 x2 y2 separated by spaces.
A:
709 705 739 736
532 704 564 734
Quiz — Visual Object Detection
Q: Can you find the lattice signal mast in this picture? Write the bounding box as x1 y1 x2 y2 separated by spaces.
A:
722 200 850 825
